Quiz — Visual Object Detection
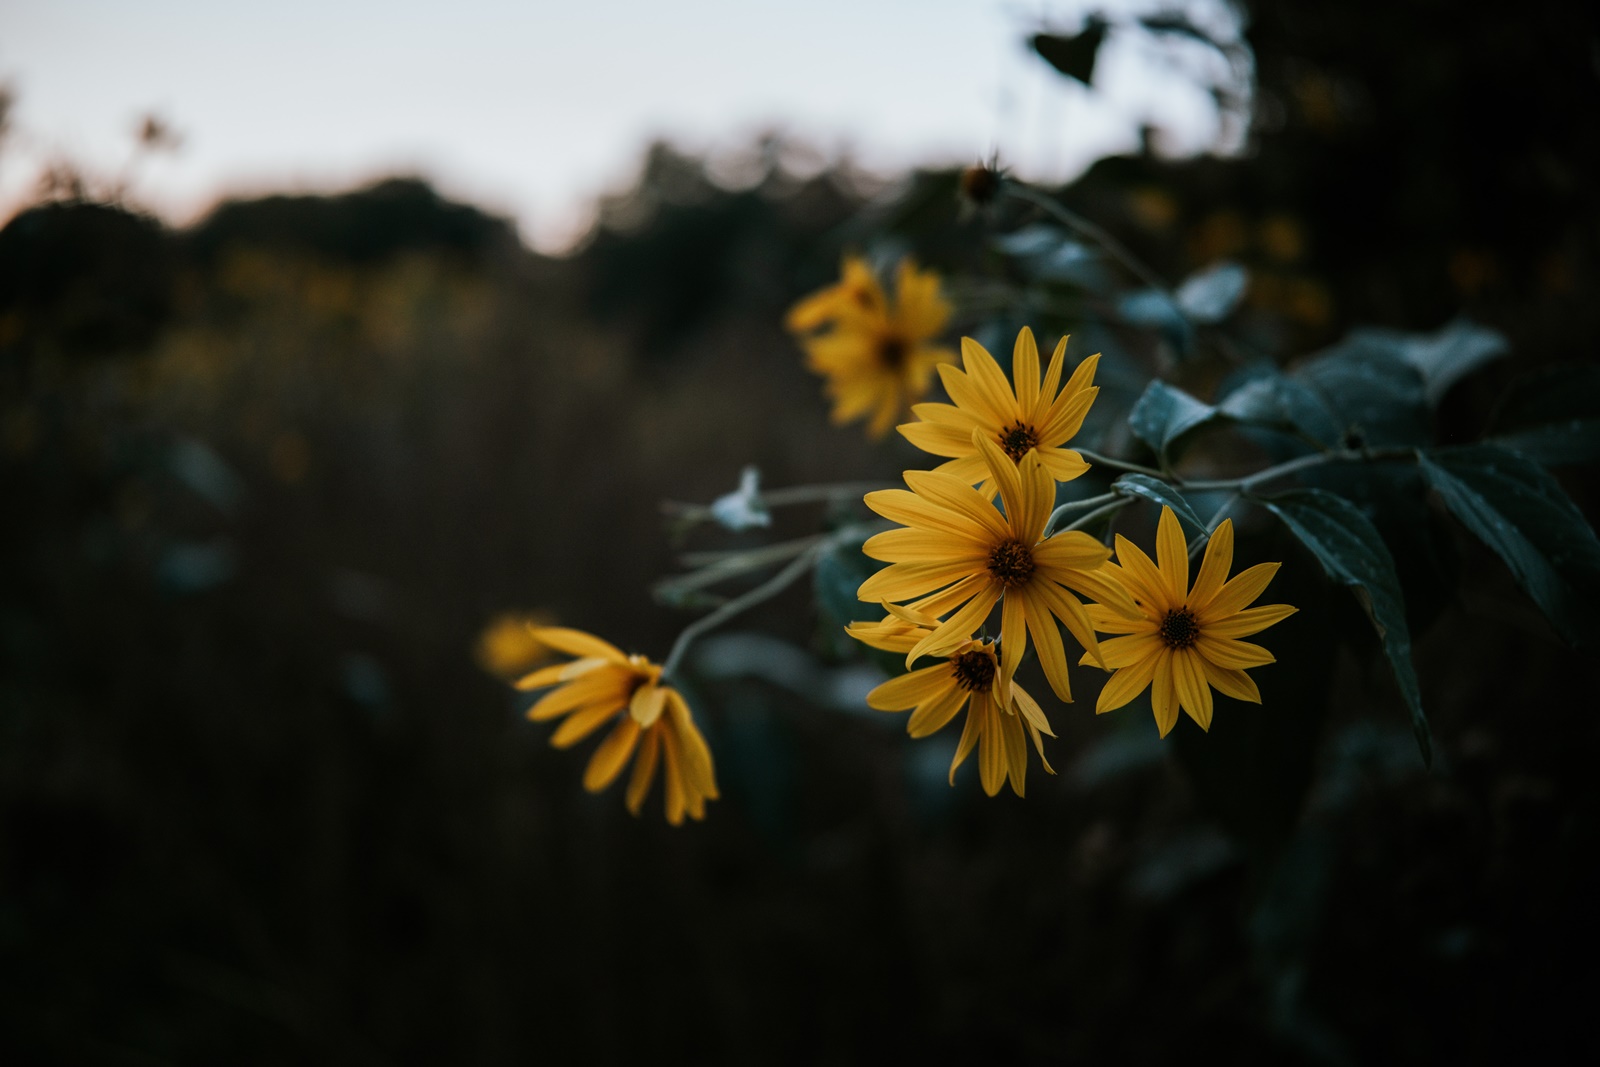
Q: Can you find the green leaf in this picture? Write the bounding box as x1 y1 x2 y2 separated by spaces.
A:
993 225 1110 290
1393 318 1508 406
1295 335 1429 448
1488 363 1600 466
1419 444 1600 645
1128 379 1216 458
1217 368 1342 445
1256 489 1431 766
1175 261 1249 322
812 536 883 628
1030 20 1108 85
1112 474 1208 536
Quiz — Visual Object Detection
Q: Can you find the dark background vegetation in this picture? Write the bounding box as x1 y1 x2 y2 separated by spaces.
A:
3 1 1598 1062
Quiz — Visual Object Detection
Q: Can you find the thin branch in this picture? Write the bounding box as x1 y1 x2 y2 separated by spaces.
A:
1006 184 1174 297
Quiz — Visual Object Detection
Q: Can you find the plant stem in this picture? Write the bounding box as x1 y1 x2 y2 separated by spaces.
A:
1076 448 1166 479
661 543 825 681
1187 492 1240 559
1058 497 1130 537
1007 184 1174 297
1043 491 1119 535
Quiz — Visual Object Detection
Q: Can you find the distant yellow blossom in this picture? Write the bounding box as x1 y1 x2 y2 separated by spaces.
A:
515 627 718 825
786 256 957 439
899 327 1098 496
474 611 556 679
1081 507 1297 737
850 606 1054 797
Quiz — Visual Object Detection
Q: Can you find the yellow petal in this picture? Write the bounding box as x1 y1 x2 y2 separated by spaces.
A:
902 470 1012 541
1206 562 1282 618
909 401 980 429
625 727 662 815
950 698 983 785
659 723 688 826
868 664 956 711
527 669 628 722
973 431 1027 534
1012 327 1041 414
1033 336 1069 425
898 419 977 459
1021 588 1074 702
1187 518 1234 612
857 560 978 603
1195 635 1276 669
1037 448 1092 483
1111 533 1175 612
865 489 987 540
907 586 1000 667
1155 506 1189 606
908 572 992 619
666 690 718 799
1015 451 1053 542
975 696 1006 796
1000 591 1027 691
1037 387 1097 446
938 362 1007 427
1034 530 1114 571
1000 700 1029 798
1011 680 1054 737
512 662 577 691
1096 651 1161 714
530 626 628 664
1086 593 1155 634
960 336 1022 423
1151 652 1180 738
1095 632 1164 669
630 682 668 727
549 701 621 748
1203 603 1299 638
583 716 642 792
1172 648 1213 731
907 685 969 738
862 527 988 564
1032 579 1103 670
1200 658 1261 703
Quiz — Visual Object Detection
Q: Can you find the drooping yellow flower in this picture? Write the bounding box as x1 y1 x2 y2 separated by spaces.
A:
515 627 718 825
786 256 957 438
1080 506 1297 737
850 605 1055 797
899 327 1098 493
857 432 1139 702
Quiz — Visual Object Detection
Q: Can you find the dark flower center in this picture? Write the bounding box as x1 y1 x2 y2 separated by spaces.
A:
987 539 1035 587
999 421 1039 460
951 649 997 692
1159 607 1200 649
877 335 908 370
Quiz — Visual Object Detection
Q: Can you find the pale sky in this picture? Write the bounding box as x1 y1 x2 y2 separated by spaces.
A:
0 0 1239 252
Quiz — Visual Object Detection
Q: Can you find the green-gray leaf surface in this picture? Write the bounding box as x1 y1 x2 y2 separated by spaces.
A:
1129 380 1216 458
1112 474 1208 536
1257 489 1431 766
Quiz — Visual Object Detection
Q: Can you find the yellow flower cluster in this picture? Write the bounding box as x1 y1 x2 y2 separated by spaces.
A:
825 318 1295 794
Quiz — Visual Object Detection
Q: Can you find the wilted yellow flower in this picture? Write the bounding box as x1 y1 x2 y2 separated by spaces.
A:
899 328 1098 495
786 256 957 438
1081 507 1297 736
851 605 1054 797
474 611 556 679
515 627 718 825
858 432 1138 701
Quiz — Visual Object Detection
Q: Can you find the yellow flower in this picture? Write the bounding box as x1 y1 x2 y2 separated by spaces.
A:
515 627 718 825
474 610 556 680
898 327 1098 494
786 256 957 438
1081 506 1298 737
851 605 1056 797
857 432 1139 702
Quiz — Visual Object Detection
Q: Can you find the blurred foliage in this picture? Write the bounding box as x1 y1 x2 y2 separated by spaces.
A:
3 0 1600 1062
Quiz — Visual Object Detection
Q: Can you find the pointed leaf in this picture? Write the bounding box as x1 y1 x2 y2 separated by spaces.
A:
1175 261 1249 323
1419 444 1600 645
1129 379 1216 458
1112 474 1208 537
1256 489 1431 766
